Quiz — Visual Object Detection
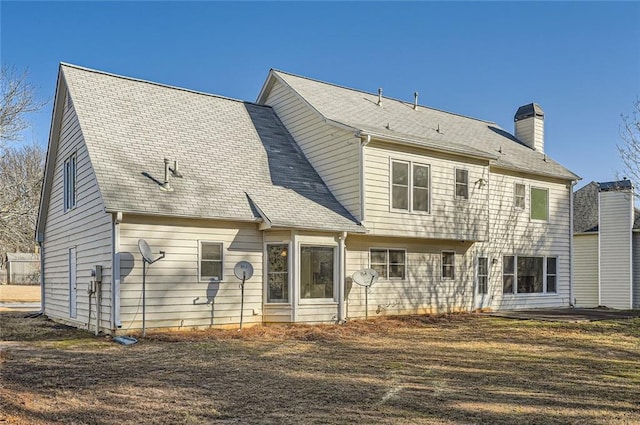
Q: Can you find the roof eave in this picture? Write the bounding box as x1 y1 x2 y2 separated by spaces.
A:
490 164 581 182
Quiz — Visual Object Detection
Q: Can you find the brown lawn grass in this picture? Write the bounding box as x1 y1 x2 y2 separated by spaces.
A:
1 312 638 424
0 285 41 303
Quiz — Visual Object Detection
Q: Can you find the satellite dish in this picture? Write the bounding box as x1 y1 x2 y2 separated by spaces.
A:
234 261 254 280
137 239 165 337
352 268 379 287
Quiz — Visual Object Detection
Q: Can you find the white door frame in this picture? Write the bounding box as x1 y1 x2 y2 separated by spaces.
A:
475 255 490 310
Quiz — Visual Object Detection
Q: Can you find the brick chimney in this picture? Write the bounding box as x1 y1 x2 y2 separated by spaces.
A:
514 103 544 153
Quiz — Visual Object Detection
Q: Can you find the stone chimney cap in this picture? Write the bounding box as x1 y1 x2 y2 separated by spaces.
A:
514 103 544 122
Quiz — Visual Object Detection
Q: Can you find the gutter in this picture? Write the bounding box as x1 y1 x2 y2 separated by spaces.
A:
37 233 45 314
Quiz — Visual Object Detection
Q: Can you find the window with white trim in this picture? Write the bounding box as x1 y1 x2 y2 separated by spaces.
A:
266 244 289 303
370 248 406 280
477 256 488 295
390 160 430 213
530 187 549 220
442 251 455 279
514 183 525 209
502 255 557 294
455 169 468 200
63 153 77 212
199 242 223 281
300 246 335 299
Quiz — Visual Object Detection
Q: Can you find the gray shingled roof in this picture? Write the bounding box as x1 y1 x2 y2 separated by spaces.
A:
264 70 579 181
573 180 640 233
61 64 363 233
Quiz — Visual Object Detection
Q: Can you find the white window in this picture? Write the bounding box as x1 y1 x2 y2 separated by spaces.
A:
266 244 289 303
300 246 335 300
370 248 406 280
390 160 430 213
455 169 468 200
477 257 488 295
530 187 549 221
63 153 77 212
199 242 223 281
503 255 557 294
514 183 525 209
442 251 455 279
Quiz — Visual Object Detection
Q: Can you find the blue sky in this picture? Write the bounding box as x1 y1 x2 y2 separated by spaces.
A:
2 1 639 189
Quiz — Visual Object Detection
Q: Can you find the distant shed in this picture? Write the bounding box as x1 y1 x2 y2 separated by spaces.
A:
5 253 40 285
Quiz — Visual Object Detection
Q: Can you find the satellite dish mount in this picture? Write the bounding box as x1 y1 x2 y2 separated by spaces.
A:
352 268 379 319
234 261 254 330
138 239 166 337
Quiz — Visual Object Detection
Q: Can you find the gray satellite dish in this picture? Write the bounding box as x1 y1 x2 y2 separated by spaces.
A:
352 268 379 319
352 268 379 287
234 261 254 280
234 261 254 331
138 239 165 264
137 239 166 337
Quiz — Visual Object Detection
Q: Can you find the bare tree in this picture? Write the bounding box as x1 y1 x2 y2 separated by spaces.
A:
617 100 640 191
1 66 45 147
0 144 46 267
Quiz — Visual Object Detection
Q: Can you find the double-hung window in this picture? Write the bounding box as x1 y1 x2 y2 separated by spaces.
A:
300 246 335 300
391 160 429 213
514 183 525 209
370 248 406 280
502 255 557 294
63 153 77 212
199 242 223 281
442 251 455 279
455 169 468 200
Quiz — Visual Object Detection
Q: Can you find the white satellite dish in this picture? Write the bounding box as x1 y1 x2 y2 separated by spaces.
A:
352 268 379 287
234 261 254 280
234 261 254 331
137 239 165 337
352 268 379 319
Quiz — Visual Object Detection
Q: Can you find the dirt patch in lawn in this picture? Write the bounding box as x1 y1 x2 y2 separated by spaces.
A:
1 312 639 424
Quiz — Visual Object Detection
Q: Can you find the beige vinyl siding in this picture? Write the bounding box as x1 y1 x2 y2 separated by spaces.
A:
633 233 640 308
573 233 599 307
118 217 263 331
262 79 361 220
477 170 572 310
43 92 113 332
346 236 474 318
363 141 489 240
599 191 633 309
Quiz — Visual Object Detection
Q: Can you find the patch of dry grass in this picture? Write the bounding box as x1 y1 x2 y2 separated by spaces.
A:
1 312 638 424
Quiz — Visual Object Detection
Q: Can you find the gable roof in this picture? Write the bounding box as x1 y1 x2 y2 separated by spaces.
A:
258 70 579 181
38 64 363 234
573 180 639 233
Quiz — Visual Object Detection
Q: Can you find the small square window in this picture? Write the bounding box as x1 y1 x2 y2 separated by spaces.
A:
200 242 223 281
455 169 468 200
370 249 406 280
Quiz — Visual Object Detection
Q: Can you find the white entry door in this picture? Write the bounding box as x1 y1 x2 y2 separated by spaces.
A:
69 247 77 318
475 256 490 310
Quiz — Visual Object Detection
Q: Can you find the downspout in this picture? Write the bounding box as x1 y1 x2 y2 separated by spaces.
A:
338 232 347 323
569 181 576 307
359 135 372 222
112 212 123 330
37 234 45 314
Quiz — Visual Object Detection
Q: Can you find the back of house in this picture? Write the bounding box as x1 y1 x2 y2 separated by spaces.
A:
37 64 579 334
